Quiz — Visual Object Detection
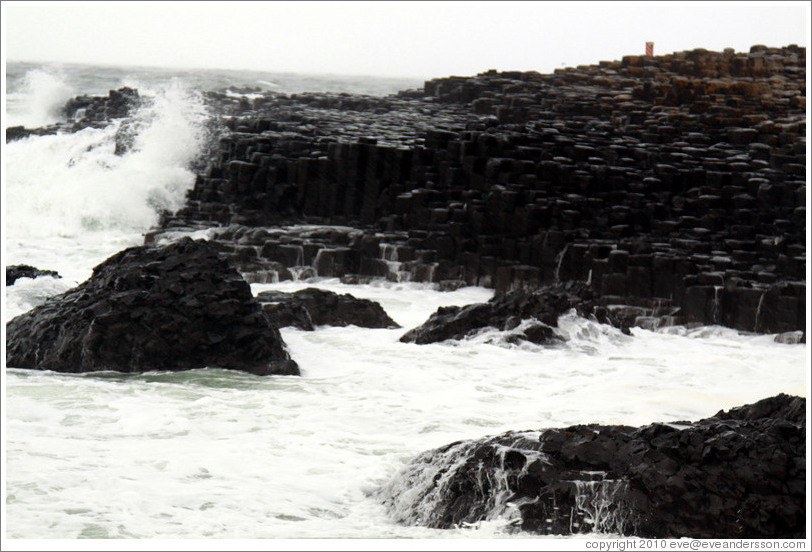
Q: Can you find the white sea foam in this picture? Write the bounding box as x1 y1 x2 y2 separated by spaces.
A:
5 279 806 540
5 282 807 540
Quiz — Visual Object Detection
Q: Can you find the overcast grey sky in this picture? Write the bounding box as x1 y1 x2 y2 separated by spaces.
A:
2 1 809 79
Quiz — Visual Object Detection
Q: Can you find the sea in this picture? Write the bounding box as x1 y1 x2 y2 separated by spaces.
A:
2 61 809 548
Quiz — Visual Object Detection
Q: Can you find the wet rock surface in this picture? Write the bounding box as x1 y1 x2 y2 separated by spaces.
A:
400 282 626 344
5 238 299 376
257 287 399 330
377 394 806 538
145 45 805 337
6 265 62 286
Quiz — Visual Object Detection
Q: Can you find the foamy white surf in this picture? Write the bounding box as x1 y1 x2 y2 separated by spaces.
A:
2 62 809 543
4 278 807 540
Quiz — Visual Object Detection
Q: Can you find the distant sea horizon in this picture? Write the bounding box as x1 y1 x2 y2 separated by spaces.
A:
4 58 431 95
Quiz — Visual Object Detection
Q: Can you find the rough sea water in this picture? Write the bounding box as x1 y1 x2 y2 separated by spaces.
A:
2 62 809 545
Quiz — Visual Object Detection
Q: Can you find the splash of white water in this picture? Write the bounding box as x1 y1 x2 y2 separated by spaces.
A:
5 68 76 128
4 79 208 283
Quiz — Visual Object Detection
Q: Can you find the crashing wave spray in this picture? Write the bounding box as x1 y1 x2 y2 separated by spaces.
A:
5 68 76 128
5 79 208 240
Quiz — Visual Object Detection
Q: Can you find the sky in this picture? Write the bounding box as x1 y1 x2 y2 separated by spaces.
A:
2 1 810 79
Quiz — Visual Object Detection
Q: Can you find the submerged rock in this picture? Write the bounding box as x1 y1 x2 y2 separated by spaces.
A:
377 394 806 538
256 287 400 330
5 238 299 376
6 265 62 286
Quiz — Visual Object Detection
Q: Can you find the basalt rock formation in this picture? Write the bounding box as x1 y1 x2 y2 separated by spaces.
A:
376 393 806 538
10 47 805 337
6 265 62 286
146 45 805 338
62 86 140 124
5 87 140 143
256 287 400 330
5 238 299 376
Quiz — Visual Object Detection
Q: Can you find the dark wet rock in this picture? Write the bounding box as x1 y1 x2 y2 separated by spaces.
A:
377 394 806 538
6 265 62 286
399 302 499 344
5 238 299 376
514 322 563 345
258 292 315 331
6 126 36 142
5 125 28 141
256 287 399 330
400 282 620 344
712 393 806 423
5 124 63 142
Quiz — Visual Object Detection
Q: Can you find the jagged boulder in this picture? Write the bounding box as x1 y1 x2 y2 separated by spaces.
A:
256 287 400 330
6 265 62 286
400 282 628 344
5 238 299 376
377 394 806 538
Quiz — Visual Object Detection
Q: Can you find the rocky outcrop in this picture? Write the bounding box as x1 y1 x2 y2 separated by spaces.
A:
376 394 806 538
6 126 42 142
149 45 805 337
6 265 62 286
400 282 627 344
256 287 399 330
5 87 140 143
62 86 140 124
5 238 299 376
